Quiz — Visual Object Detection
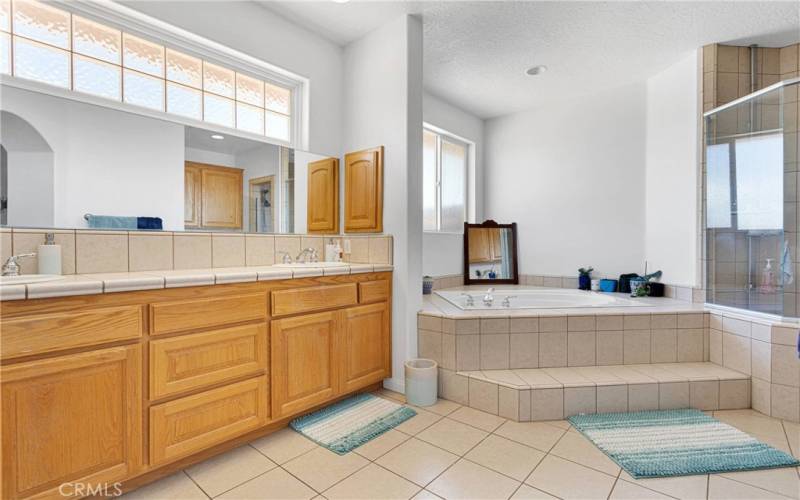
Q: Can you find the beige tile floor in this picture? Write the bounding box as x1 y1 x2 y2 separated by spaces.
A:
124 390 800 500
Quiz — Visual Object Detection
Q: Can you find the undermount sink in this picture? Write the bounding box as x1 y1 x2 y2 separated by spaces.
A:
0 274 65 285
273 262 349 269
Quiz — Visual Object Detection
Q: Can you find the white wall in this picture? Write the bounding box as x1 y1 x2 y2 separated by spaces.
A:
122 1 344 156
484 83 648 278
645 51 700 287
3 86 185 230
1 111 55 227
421 92 485 277
6 152 54 227
344 15 423 392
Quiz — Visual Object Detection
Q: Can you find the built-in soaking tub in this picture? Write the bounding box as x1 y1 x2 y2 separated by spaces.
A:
435 287 649 310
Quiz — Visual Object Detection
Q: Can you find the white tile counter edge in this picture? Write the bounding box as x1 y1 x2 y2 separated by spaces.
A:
1 264 393 300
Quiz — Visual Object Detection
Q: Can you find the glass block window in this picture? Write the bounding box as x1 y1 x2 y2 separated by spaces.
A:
13 36 69 88
73 54 120 100
166 48 201 89
73 16 120 64
3 0 296 143
166 81 201 120
423 125 469 233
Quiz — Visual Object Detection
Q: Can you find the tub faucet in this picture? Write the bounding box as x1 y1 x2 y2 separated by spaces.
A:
460 293 475 307
502 295 516 308
483 287 495 307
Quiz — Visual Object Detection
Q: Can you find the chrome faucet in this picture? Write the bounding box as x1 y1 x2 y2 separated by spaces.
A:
295 247 319 264
460 292 475 307
502 295 517 308
2 253 36 276
483 287 495 307
277 251 293 264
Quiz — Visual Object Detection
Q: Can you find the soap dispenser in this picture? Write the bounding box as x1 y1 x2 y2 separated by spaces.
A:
325 239 338 262
38 232 62 275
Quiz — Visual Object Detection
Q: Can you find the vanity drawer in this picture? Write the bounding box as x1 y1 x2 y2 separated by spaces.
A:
1 305 143 360
150 293 267 335
150 323 267 399
271 283 357 317
149 375 269 465
358 280 390 304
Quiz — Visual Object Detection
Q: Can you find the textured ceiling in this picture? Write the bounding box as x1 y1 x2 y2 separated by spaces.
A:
260 1 800 118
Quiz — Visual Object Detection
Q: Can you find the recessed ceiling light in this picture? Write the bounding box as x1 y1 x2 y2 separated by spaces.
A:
211 134 225 140
525 65 547 76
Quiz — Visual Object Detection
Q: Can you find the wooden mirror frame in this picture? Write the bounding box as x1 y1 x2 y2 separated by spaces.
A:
463 220 519 285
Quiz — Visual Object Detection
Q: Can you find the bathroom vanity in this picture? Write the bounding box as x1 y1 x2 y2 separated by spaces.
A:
0 270 392 499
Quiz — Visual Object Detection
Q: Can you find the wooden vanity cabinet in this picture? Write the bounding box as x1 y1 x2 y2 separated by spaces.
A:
270 311 340 418
1 345 142 500
340 302 391 393
270 299 391 419
344 146 383 233
0 272 391 499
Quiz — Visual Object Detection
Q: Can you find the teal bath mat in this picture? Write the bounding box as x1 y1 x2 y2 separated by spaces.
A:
569 409 800 478
289 393 416 455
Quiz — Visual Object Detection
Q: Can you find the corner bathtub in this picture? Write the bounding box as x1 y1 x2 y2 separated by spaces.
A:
435 288 649 310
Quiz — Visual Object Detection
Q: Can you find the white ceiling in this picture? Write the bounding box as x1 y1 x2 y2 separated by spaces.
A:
260 1 799 119
185 126 275 155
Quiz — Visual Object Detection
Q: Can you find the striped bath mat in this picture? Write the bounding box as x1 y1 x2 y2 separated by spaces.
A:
569 409 800 478
289 393 416 454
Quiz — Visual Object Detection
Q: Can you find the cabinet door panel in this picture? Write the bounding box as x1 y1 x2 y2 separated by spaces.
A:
199 165 243 229
150 293 267 336
2 305 143 360
344 146 383 233
149 376 268 466
150 323 267 399
340 302 390 393
1 345 142 500
271 312 338 418
307 157 339 234
184 164 201 228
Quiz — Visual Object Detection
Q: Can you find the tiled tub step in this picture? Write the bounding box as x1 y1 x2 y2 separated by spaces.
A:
438 362 750 422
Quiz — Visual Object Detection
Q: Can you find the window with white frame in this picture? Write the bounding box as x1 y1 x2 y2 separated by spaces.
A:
0 0 295 143
423 126 469 233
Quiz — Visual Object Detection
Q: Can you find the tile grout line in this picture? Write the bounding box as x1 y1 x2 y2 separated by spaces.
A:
417 416 506 494
181 469 213 499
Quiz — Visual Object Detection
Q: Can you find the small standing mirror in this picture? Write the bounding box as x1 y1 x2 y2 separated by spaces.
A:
463 220 519 285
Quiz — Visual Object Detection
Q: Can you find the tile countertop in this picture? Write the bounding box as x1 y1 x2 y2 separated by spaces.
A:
420 285 709 319
0 263 393 301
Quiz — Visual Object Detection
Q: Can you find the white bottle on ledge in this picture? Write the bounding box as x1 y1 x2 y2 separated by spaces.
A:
37 232 62 275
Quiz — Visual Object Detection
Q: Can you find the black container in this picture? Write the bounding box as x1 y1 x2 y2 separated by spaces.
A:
648 282 665 297
618 273 638 294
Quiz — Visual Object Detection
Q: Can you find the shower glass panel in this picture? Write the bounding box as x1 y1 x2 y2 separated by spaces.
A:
704 80 799 318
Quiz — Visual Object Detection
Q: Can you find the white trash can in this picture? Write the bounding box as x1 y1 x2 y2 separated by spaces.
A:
405 359 438 407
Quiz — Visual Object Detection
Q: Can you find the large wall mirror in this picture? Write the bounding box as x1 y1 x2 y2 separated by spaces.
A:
463 220 519 285
0 85 338 234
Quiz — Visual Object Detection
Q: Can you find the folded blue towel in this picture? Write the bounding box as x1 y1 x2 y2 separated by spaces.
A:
86 215 137 229
137 217 163 230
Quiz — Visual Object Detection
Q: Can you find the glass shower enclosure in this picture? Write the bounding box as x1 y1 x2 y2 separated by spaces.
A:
704 79 799 318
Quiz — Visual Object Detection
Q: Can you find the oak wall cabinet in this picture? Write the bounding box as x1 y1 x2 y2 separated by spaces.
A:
184 162 243 230
307 157 339 234
468 228 503 263
344 146 383 233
